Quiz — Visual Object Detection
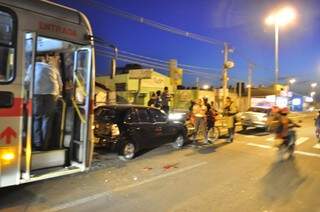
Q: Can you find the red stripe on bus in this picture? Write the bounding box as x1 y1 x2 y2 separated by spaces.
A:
0 98 32 117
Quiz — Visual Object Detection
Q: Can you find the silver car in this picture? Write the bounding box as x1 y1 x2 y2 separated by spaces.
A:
240 107 271 130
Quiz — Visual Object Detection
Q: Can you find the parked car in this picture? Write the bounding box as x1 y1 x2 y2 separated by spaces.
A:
94 105 188 160
240 107 271 131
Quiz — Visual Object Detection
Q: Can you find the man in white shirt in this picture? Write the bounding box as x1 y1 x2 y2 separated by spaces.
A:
25 54 63 150
192 98 207 143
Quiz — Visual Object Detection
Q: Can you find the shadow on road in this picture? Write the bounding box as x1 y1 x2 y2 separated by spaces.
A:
0 184 41 211
261 158 307 203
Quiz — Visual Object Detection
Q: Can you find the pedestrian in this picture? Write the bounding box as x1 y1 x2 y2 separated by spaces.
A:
154 90 162 108
223 97 238 142
147 92 157 107
267 106 281 132
161 86 171 113
192 98 207 143
314 111 320 142
25 53 63 151
204 98 218 143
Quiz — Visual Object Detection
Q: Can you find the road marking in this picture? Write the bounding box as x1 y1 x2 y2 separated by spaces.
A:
295 137 309 146
246 142 320 159
247 143 272 149
44 162 207 212
313 143 320 149
294 151 320 158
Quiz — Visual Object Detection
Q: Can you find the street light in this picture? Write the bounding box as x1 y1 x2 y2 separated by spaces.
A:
311 83 317 88
289 78 296 84
202 84 210 90
265 7 296 86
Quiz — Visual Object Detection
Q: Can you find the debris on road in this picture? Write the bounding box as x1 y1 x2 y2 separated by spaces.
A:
163 163 179 171
143 167 153 171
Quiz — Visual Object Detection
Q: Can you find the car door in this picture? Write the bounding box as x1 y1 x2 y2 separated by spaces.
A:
149 108 178 145
135 108 158 148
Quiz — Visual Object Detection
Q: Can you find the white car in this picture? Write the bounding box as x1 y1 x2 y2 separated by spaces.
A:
240 107 271 131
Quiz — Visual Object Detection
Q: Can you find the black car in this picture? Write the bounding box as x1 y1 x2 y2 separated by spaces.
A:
94 105 188 160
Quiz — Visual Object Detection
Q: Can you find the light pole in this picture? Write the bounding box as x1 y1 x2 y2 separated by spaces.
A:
265 7 296 95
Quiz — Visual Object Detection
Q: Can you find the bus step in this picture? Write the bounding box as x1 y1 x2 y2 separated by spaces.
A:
22 149 67 171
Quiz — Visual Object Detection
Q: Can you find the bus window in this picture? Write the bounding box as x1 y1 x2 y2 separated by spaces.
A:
0 10 15 82
75 50 90 105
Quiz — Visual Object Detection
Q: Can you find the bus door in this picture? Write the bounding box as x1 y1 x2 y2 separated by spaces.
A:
21 34 92 179
72 47 93 170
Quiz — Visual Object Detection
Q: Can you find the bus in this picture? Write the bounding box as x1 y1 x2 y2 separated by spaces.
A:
0 0 95 187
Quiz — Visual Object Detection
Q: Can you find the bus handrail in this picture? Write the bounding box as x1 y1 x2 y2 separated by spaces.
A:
71 98 86 124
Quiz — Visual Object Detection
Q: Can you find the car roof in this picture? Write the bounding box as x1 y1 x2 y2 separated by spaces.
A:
95 104 155 110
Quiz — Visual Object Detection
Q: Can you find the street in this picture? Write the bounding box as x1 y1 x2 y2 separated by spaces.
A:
1 112 319 212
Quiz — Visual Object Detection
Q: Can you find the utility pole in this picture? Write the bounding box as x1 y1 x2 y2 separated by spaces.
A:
247 63 254 108
110 47 118 79
222 42 229 105
196 77 199 90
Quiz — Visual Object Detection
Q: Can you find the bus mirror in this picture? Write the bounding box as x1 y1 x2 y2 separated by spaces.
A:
0 91 14 108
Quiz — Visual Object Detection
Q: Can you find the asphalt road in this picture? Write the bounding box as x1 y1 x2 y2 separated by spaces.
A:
1 112 320 212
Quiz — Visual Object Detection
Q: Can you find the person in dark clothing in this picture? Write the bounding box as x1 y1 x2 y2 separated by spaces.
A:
154 90 162 108
147 92 157 107
203 97 216 143
161 86 171 113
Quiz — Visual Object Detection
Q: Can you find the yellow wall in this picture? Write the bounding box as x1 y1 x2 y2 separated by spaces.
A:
96 70 173 106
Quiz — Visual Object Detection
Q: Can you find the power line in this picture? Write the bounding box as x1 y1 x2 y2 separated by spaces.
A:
96 49 244 84
80 0 225 46
95 44 221 73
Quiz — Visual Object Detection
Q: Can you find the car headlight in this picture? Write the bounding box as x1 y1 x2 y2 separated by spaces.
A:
169 112 184 121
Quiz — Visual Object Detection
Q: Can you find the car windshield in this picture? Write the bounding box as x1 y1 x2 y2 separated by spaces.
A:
248 107 270 114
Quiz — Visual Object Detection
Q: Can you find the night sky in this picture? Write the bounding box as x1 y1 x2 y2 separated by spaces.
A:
54 0 320 94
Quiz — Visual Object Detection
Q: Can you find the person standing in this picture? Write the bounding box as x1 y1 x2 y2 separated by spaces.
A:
147 92 157 107
25 54 63 151
192 98 207 143
315 111 320 143
223 97 238 142
161 86 171 113
204 98 218 143
154 90 162 109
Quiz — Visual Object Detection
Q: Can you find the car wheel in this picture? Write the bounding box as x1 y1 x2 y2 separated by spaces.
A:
120 141 136 160
242 125 248 131
173 134 185 149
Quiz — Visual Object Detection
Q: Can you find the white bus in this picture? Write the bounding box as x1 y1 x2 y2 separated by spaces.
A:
0 0 96 187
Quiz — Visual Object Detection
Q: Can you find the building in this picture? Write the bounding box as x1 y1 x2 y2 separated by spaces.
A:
96 68 173 106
